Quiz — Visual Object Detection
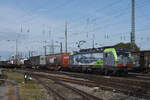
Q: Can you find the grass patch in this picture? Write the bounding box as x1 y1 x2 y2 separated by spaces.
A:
7 72 51 100
7 72 24 83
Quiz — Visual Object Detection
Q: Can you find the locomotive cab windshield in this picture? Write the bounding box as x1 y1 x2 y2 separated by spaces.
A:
104 48 131 68
116 51 131 68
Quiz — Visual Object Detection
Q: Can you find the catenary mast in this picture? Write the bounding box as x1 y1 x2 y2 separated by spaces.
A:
131 0 135 51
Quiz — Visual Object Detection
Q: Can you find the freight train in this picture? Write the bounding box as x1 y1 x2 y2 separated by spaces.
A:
0 47 131 75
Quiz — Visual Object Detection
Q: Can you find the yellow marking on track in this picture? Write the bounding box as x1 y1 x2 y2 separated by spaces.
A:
63 75 69 78
93 87 99 89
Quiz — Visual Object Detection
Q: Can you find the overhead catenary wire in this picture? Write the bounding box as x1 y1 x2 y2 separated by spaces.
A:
54 0 126 34
67 0 150 47
14 0 74 24
74 0 149 35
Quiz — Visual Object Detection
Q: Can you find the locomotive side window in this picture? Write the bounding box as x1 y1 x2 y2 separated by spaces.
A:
105 53 108 58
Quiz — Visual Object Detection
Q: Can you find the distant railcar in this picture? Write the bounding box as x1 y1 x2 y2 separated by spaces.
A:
0 61 8 68
15 58 28 68
46 53 69 70
5 59 17 68
24 59 32 68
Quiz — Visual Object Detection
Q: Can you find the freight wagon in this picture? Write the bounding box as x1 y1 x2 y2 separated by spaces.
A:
3 57 25 68
0 60 17 68
46 53 69 70
29 55 46 69
68 48 130 75
131 50 150 73
0 61 9 68
24 59 32 68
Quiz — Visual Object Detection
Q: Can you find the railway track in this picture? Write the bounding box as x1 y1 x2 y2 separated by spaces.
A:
28 68 150 82
13 69 150 99
38 72 150 99
6 68 150 100
31 73 102 100
39 70 150 98
34 77 67 100
12 69 102 100
128 72 150 80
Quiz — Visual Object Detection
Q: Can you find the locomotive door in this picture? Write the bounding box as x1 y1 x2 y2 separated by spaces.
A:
104 52 115 66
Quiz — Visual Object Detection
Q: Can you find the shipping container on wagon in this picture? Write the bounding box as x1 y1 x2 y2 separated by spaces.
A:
29 55 46 68
62 53 70 67
40 56 46 65
46 53 69 70
29 56 40 66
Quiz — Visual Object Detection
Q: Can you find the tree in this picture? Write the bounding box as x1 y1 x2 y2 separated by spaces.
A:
113 42 140 51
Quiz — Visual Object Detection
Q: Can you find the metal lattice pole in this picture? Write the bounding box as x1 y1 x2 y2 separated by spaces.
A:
131 0 135 51
65 21 68 53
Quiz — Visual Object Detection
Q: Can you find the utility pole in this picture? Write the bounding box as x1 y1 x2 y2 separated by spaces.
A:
65 21 68 53
44 46 47 55
31 51 35 56
52 40 54 54
49 28 51 54
60 42 62 53
92 34 95 48
43 40 48 55
16 39 18 57
29 50 31 58
15 39 18 64
131 0 135 51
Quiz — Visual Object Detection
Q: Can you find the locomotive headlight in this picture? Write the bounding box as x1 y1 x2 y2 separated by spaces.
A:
117 64 123 67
